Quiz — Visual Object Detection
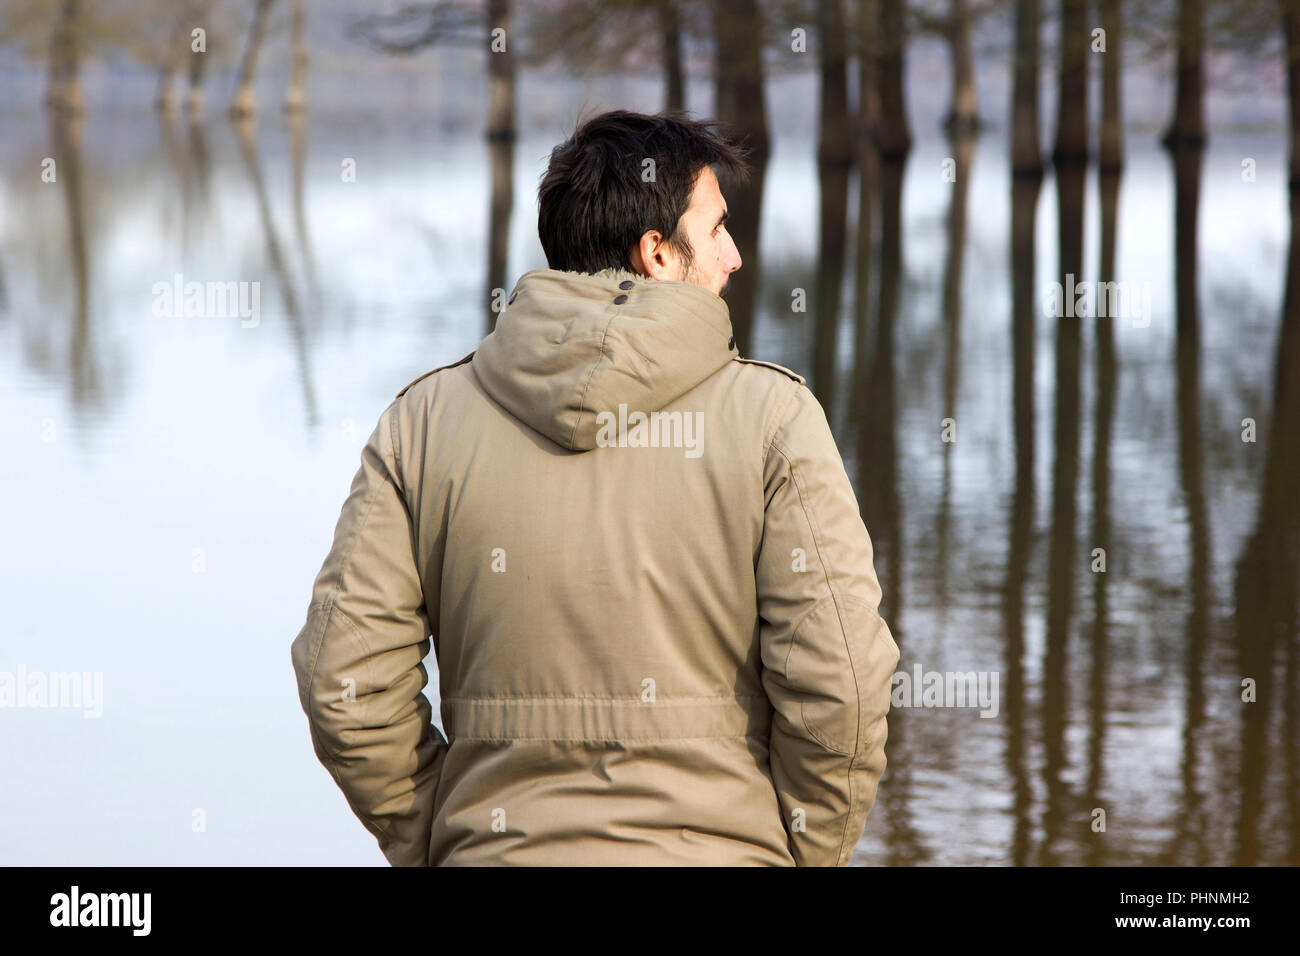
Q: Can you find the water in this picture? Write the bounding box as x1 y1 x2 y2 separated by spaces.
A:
0 107 1295 865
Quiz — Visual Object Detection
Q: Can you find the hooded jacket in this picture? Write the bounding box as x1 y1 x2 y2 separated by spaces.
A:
290 266 899 866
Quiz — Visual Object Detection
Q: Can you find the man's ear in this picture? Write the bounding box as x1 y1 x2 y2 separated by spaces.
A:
634 230 675 280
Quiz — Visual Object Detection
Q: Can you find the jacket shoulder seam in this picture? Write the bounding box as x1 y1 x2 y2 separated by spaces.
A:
394 351 475 399
762 378 802 457
733 355 806 384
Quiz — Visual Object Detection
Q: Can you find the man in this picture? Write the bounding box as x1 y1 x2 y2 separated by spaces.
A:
290 109 899 866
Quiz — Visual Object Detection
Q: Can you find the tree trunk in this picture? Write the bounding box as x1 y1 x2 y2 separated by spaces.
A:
1011 0 1040 174
713 0 769 155
230 0 276 119
46 0 82 114
186 5 208 121
658 0 685 113
1163 0 1205 149
856 0 880 143
156 16 190 113
156 66 177 113
1052 0 1088 164
851 0 879 409
284 0 308 113
813 0 851 408
1098 0 1123 170
486 0 516 332
818 0 852 168
1285 0 1300 185
944 0 979 134
711 0 770 352
876 0 910 158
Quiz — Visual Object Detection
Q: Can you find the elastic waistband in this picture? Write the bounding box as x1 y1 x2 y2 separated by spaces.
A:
443 694 772 741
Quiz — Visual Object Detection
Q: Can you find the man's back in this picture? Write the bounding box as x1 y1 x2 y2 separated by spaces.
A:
291 267 898 865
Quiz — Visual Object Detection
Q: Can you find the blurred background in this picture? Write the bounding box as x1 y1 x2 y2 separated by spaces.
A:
0 0 1296 866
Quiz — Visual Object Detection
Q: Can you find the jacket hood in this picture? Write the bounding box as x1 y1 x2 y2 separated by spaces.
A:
472 267 738 451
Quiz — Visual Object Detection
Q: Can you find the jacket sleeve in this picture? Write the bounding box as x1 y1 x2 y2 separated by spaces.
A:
290 400 448 866
756 382 900 866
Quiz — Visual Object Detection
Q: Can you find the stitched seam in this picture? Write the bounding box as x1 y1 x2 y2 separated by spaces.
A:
833 597 887 865
388 407 403 486
780 598 849 755
737 357 804 384
769 427 865 860
318 415 391 615
762 377 800 457
395 351 474 398
302 602 393 838
570 313 618 448
301 417 396 836
769 433 864 747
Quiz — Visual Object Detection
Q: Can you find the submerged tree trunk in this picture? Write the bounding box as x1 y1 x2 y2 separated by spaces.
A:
1285 0 1300 185
851 0 879 414
186 9 208 120
944 0 979 134
819 0 852 168
486 0 516 333
813 0 852 408
1163 0 1205 149
856 0 880 142
1053 0 1088 164
876 0 911 158
712 0 770 352
230 0 276 119
155 15 191 113
1011 0 1041 174
1099 0 1123 170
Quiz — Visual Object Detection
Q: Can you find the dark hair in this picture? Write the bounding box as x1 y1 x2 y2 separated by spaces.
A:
537 109 751 275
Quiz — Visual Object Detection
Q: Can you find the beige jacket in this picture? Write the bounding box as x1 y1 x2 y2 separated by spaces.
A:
290 266 899 866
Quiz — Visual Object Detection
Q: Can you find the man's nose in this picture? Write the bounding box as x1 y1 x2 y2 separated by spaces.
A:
724 236 742 274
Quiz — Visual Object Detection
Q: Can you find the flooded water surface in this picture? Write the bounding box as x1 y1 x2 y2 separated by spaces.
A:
1 104 1296 865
